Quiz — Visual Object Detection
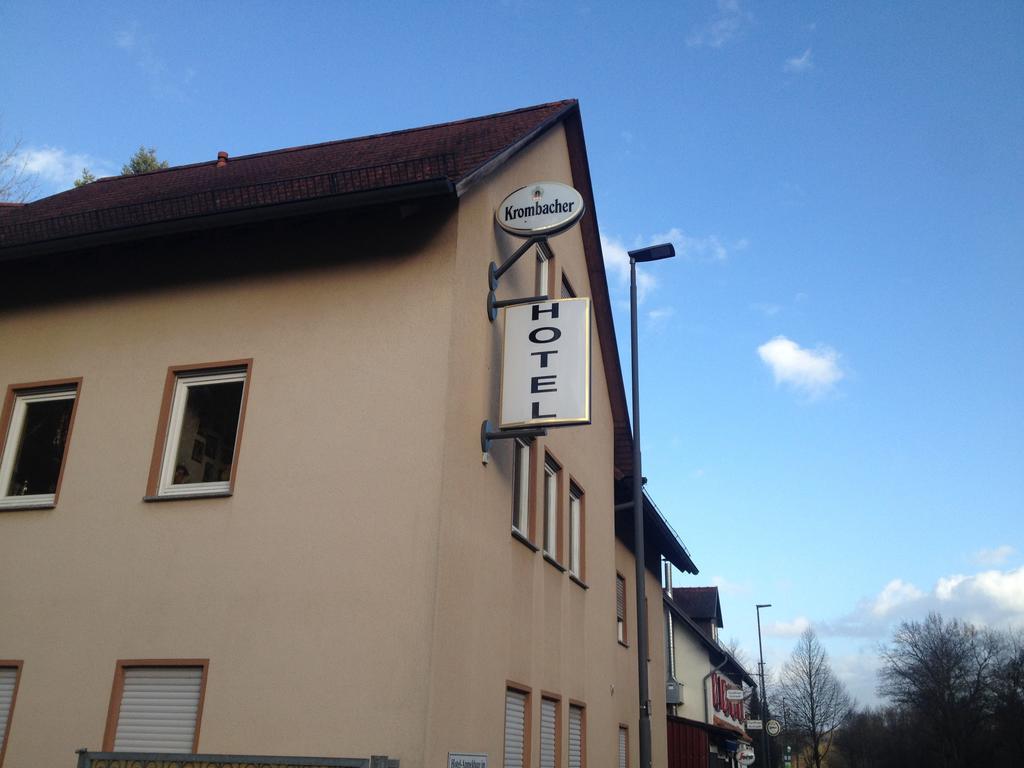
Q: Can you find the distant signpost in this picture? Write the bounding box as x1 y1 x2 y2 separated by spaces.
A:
766 719 782 736
746 719 763 730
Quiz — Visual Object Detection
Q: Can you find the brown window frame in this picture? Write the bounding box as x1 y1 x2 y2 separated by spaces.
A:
568 700 586 768
567 478 586 585
511 437 538 549
145 359 252 499
0 378 82 511
102 658 209 752
505 680 533 768
560 271 577 299
616 572 628 646
0 661 23 768
539 692 562 768
541 450 564 568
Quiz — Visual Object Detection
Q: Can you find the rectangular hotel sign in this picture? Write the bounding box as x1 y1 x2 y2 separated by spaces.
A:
500 298 591 429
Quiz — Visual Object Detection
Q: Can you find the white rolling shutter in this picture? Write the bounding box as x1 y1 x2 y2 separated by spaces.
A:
0 667 18 754
568 705 583 768
504 689 527 768
618 726 628 768
113 666 203 753
540 698 557 768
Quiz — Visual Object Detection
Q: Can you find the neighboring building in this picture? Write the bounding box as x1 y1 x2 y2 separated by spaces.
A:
663 587 755 768
0 101 696 768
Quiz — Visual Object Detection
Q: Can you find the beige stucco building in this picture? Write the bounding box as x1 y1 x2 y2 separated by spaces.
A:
663 587 754 767
0 101 697 768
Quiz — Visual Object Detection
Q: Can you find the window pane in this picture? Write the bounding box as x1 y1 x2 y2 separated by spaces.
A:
7 397 74 496
569 489 581 575
512 440 529 533
543 464 556 554
172 381 243 485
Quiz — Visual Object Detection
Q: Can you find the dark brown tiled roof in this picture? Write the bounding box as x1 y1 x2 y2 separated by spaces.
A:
671 586 722 624
0 100 575 253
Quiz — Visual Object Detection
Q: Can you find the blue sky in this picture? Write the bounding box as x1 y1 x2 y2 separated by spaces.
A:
3 1 1022 705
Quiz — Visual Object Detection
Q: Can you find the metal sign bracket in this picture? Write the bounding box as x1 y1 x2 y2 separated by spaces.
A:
487 236 555 321
480 419 547 462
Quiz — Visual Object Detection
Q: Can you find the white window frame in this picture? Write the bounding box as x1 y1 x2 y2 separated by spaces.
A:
568 484 582 578
512 438 531 537
543 456 559 558
0 387 77 509
536 246 551 296
157 368 246 497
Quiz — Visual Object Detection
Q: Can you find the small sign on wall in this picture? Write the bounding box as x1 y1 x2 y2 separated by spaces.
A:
448 753 487 768
500 298 591 429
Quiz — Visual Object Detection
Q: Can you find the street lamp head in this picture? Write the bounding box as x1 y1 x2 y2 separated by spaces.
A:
756 603 772 609
628 243 675 263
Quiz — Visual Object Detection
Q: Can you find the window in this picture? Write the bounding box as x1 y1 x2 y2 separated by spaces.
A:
568 704 584 768
560 272 576 299
616 573 627 644
504 685 530 768
104 661 208 752
0 663 22 768
568 482 584 580
536 246 553 297
540 697 559 768
148 361 251 498
0 380 80 509
542 454 561 560
617 726 628 768
512 438 532 538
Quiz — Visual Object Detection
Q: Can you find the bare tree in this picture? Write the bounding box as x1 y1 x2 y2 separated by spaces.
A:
879 612 1003 768
1 130 36 202
778 628 852 768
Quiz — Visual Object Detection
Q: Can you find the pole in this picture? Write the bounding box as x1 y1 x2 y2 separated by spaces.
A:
630 256 652 768
756 604 772 768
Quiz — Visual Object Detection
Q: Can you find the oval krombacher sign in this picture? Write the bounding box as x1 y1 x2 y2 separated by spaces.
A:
496 181 585 237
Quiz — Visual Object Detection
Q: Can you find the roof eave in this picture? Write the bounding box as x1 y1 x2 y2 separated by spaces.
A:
0 178 456 262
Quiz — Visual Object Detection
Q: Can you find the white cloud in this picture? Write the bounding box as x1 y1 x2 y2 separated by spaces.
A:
652 227 736 262
114 21 195 100
600 233 657 303
784 48 814 73
711 575 752 596
934 568 1024 621
766 616 812 637
750 302 781 317
647 307 675 325
831 647 883 706
972 545 1016 566
14 147 112 194
819 566 1024 641
757 335 844 397
871 579 925 617
687 0 752 48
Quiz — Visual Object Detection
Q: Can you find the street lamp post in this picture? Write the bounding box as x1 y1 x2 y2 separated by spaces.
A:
627 243 675 768
756 603 772 768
